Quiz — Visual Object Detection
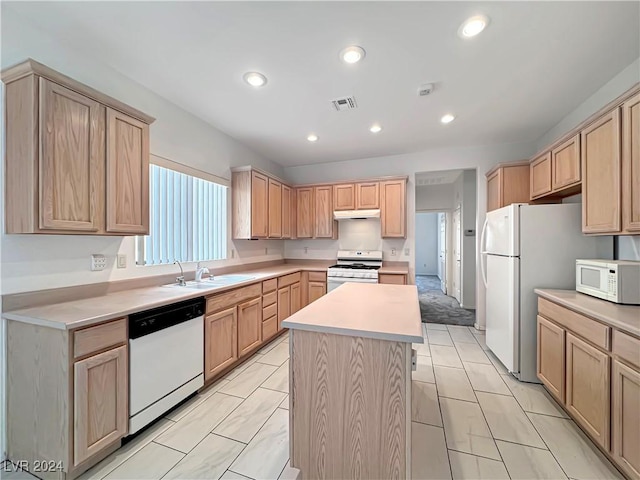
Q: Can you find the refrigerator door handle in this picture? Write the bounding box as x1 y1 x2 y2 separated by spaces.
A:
480 217 489 287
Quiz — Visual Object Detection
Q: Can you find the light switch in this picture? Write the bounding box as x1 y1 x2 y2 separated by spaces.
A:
117 254 127 269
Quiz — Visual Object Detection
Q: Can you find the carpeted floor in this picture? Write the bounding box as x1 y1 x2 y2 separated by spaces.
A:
416 275 476 326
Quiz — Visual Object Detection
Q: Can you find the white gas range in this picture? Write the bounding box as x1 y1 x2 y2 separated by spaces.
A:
327 250 383 292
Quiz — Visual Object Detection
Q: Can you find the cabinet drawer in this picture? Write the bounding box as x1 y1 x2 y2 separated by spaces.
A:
379 274 407 285
262 316 278 340
263 303 277 321
263 291 277 307
278 272 301 288
538 298 610 350
613 330 640 369
207 283 261 313
263 278 277 294
308 271 326 282
73 318 127 359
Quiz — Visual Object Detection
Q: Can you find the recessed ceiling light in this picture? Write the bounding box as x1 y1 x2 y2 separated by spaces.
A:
307 134 319 142
243 72 267 87
458 15 490 38
340 45 366 64
369 124 382 133
440 114 455 124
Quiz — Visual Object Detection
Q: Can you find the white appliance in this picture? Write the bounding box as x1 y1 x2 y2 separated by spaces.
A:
576 259 640 305
481 203 611 383
129 297 205 434
327 250 382 292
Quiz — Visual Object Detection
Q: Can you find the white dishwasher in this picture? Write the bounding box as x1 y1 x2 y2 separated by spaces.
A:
128 297 205 434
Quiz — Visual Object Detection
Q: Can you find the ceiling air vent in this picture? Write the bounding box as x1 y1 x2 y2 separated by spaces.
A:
331 96 358 112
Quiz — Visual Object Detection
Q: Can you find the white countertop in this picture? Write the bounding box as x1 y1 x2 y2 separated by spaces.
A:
282 282 423 343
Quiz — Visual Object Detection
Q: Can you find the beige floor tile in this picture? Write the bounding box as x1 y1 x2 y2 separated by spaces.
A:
501 374 569 418
411 422 452 480
278 464 301 480
78 418 174 479
428 330 454 346
448 451 510 480
1 462 39 480
414 339 431 356
463 362 511 395
163 434 245 480
279 394 289 410
496 440 568 479
471 332 489 351
486 350 509 374
155 392 243 453
261 359 290 393
412 380 442 427
258 337 283 354
224 354 261 381
413 355 435 383
214 387 287 443
527 413 623 480
257 342 290 366
434 366 476 402
439 398 500 460
219 471 252 480
476 392 546 448
229 408 290 480
219 362 278 398
430 345 463 369
426 323 449 331
454 342 490 364
103 442 183 480
447 327 478 344
165 379 230 422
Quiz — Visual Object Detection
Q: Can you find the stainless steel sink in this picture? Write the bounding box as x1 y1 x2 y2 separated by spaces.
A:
163 274 257 289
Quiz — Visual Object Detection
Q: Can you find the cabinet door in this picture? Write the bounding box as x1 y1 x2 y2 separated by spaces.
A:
238 297 262 357
268 179 282 238
612 359 640 479
296 187 314 238
278 287 291 330
379 274 406 285
486 170 502 212
536 316 565 403
74 345 127 466
314 186 334 238
251 172 269 238
308 281 326 304
380 180 406 238
40 78 104 232
566 332 610 449
334 184 355 210
530 153 552 199
552 134 580 191
582 109 622 234
106 108 150 234
356 182 380 209
205 307 238 380
290 188 297 240
290 282 301 315
622 93 640 232
282 185 292 239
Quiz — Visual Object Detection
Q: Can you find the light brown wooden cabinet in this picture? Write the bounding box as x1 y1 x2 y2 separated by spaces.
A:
551 134 581 192
291 282 301 315
566 332 610 449
612 359 640 479
334 184 356 210
314 186 336 238
530 153 552 199
251 171 269 238
74 345 128 466
309 281 327 303
268 178 283 238
356 182 380 209
380 179 407 238
378 273 407 285
282 184 292 239
536 315 565 403
277 287 291 331
2 59 154 235
296 187 314 238
205 307 238 380
622 92 640 233
237 297 262 357
486 162 530 211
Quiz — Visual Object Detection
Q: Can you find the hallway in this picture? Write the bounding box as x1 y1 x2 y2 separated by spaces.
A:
416 275 476 326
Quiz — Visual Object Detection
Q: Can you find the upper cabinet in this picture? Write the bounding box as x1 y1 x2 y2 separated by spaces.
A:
314 186 336 238
486 162 530 212
333 184 355 210
2 59 154 235
282 184 292 239
530 153 552 199
356 182 380 209
380 179 407 238
268 178 283 238
296 187 314 238
622 92 640 233
551 134 581 192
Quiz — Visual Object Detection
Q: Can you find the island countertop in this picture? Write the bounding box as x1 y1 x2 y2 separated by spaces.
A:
282 282 423 343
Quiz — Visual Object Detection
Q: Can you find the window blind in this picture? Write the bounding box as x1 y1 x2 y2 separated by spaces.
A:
137 164 228 265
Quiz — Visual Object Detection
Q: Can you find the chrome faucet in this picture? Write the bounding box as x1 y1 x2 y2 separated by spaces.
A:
174 261 186 286
195 262 210 282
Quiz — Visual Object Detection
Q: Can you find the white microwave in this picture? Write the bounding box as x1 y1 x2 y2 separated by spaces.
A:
576 259 640 305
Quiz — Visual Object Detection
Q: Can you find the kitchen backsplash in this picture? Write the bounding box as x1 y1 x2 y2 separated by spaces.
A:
617 236 640 261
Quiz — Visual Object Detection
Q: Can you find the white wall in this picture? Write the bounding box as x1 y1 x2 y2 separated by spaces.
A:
416 184 454 211
415 213 438 276
618 236 640 261
0 8 286 295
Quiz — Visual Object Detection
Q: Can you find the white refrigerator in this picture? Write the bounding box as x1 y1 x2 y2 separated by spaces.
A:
481 203 611 383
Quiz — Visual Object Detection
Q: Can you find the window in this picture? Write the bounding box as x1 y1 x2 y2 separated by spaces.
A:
136 164 228 265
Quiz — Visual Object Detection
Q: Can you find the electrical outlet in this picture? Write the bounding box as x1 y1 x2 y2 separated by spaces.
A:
90 254 106 271
304 247 308 254
391 248 397 256
404 248 410 256
117 254 127 269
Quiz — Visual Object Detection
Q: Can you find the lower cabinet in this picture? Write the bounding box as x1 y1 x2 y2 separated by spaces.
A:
308 281 326 303
291 282 301 315
566 332 610 450
74 345 128 466
536 315 565 402
205 307 238 380
237 297 262 357
378 273 407 285
278 287 291 330
612 360 640 479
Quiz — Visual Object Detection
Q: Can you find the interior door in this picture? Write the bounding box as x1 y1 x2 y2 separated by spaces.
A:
453 208 462 302
439 213 447 294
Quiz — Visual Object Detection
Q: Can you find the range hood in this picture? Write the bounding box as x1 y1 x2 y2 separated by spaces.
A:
333 209 381 220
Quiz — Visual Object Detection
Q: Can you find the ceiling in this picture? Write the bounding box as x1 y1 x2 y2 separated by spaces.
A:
4 2 639 167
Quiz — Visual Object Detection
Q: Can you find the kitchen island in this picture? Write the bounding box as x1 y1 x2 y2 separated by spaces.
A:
282 282 423 480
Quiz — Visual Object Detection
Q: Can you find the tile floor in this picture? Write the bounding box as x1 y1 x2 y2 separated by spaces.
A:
3 325 624 480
